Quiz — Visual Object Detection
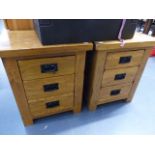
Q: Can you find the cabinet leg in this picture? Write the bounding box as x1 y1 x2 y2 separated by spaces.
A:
73 106 81 113
24 119 34 126
74 52 86 114
89 103 97 111
126 95 134 103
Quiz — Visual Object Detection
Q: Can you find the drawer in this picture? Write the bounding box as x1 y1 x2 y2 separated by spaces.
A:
23 74 74 101
29 93 74 118
102 66 138 87
18 56 75 80
105 50 144 69
98 84 132 104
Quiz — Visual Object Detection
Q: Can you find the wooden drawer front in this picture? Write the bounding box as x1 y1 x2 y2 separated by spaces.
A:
24 75 74 101
102 66 138 87
105 50 144 69
29 94 74 118
18 56 75 81
98 84 132 104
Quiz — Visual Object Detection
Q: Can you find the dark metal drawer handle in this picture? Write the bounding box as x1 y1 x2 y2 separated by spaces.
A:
41 63 58 73
114 73 126 80
46 100 60 109
43 83 59 92
119 56 132 64
110 89 121 96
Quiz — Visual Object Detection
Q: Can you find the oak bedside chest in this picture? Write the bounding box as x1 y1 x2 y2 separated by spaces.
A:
87 33 155 111
0 30 93 126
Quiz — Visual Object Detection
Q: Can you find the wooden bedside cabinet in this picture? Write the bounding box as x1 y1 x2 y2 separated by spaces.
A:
0 30 93 126
87 33 155 111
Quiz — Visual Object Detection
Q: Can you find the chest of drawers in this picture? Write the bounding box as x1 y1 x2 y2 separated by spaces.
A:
86 33 155 110
0 30 155 126
0 30 93 126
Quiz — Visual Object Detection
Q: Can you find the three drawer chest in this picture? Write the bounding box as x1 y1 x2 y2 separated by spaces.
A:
86 33 155 110
0 30 93 126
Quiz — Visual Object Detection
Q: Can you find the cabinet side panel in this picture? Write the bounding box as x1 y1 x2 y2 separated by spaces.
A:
127 49 151 102
87 50 107 110
2 58 33 126
74 52 86 113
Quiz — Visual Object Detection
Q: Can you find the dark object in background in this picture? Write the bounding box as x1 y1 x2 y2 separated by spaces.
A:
143 19 154 34
137 19 155 35
33 19 138 45
150 23 155 36
136 19 145 32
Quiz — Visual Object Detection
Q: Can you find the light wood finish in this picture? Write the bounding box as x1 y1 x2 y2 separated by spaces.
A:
0 30 92 126
0 30 93 58
2 58 33 126
96 33 155 50
102 66 139 87
29 93 74 118
18 56 75 80
127 49 151 102
105 50 144 69
88 51 107 111
74 52 86 113
88 33 155 110
24 74 74 102
98 84 132 104
4 19 34 30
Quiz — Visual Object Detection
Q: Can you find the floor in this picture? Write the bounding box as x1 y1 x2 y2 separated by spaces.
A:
0 20 155 135
0 19 4 33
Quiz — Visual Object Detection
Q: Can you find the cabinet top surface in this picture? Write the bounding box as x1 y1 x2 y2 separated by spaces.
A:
96 33 155 50
0 30 93 58
0 30 155 57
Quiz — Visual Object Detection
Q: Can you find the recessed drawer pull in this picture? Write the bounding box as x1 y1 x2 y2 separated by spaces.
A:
110 89 121 96
46 100 60 109
43 83 59 92
41 63 58 73
114 73 126 80
119 56 132 64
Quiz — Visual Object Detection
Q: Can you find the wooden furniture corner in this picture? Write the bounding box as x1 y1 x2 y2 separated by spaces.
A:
86 33 155 111
0 30 93 126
